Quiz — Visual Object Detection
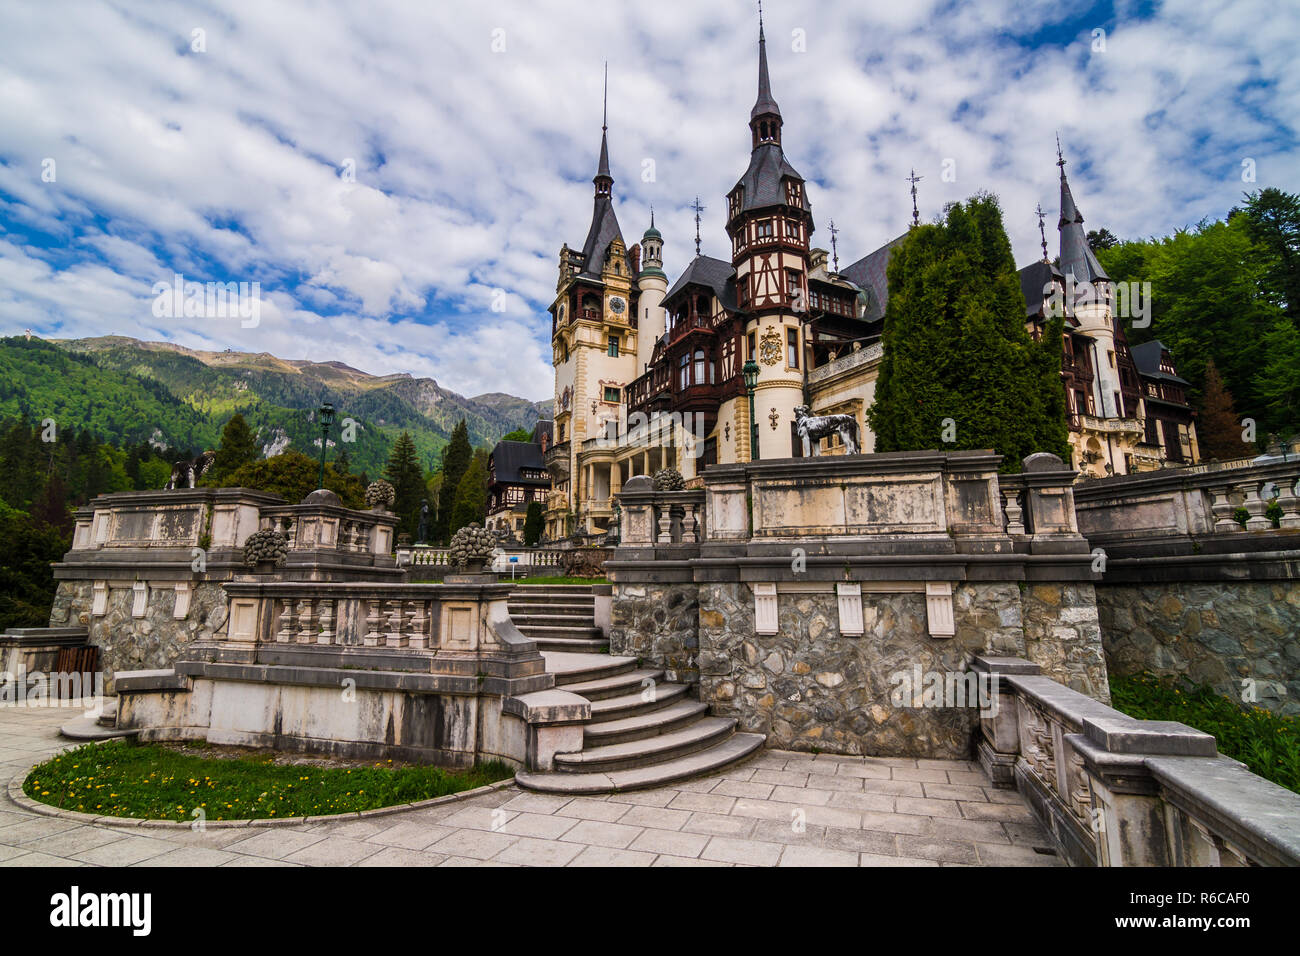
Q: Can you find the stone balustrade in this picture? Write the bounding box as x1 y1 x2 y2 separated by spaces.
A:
615 477 705 546
974 655 1300 866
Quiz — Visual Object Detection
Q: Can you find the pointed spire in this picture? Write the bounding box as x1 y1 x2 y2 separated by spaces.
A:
1055 138 1109 285
691 196 705 256
593 63 612 197
751 2 781 124
1036 203 1049 263
907 169 923 228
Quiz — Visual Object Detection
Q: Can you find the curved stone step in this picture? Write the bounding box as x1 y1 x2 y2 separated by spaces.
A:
561 667 665 701
545 652 636 686
515 733 766 794
588 683 689 722
511 613 596 627
516 624 604 640
554 716 738 773
530 637 609 654
60 716 138 741
584 699 708 746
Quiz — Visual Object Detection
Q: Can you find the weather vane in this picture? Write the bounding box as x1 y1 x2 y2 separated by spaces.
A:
691 196 705 256
906 168 923 228
829 219 840 272
1056 132 1066 171
1036 203 1049 262
602 61 608 133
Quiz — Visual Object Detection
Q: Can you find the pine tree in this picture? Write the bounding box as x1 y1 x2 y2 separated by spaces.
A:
1198 359 1254 459
866 194 1070 470
523 501 544 546
213 413 259 479
449 455 489 535
384 432 425 539
435 421 472 544
334 447 352 475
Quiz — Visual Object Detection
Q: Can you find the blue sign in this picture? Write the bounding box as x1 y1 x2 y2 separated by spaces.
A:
509 556 518 563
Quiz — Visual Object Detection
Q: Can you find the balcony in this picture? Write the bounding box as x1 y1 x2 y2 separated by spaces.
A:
1077 414 1143 437
544 440 571 482
808 342 883 386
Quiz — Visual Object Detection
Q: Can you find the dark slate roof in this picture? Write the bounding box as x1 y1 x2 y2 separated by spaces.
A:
841 233 908 322
1017 260 1075 323
1130 340 1189 384
664 255 738 312
1058 171 1109 287
530 420 553 446
733 144 807 214
490 441 548 485
578 195 623 278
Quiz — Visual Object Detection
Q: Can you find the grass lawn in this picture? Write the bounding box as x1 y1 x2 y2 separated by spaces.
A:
1109 672 1300 794
513 576 608 585
24 740 514 821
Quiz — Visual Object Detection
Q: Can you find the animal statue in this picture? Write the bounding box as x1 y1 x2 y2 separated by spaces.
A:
792 405 860 457
165 450 218 489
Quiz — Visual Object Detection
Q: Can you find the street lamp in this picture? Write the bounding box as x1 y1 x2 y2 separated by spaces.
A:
742 358 760 462
317 402 335 490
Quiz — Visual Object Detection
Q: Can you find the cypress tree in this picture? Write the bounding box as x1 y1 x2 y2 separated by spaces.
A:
213 413 259 479
1198 359 1254 459
866 193 1070 470
435 421 472 543
384 432 425 538
449 455 489 535
523 501 544 546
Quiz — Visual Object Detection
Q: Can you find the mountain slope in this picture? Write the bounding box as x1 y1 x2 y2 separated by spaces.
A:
0 336 551 478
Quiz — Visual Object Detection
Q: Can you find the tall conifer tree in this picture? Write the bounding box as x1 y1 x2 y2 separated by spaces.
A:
435 421 472 543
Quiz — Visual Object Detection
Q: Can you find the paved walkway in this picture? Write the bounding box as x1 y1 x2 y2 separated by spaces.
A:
0 702 1061 867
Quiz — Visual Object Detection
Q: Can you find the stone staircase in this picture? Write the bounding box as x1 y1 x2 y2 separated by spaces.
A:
507 585 608 653
511 584 764 793
59 698 136 741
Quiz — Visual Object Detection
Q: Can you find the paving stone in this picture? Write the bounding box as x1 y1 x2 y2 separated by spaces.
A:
984 787 1030 805
224 829 327 860
493 836 585 866
0 851 90 867
712 779 776 800
701 836 784 866
748 818 827 847
892 767 951 783
1002 821 1055 847
924 817 1012 844
832 762 893 780
976 842 1063 866
615 805 694 831
821 826 899 856
778 844 860 867
922 783 989 801
857 852 940 866
0 817 81 844
496 812 579 840
895 796 963 819
651 854 732 866
858 778 926 797
946 770 991 786
498 792 574 814
627 828 711 858
560 819 642 849
727 798 803 822
802 806 863 829
751 769 811 787
826 790 897 813
805 773 866 792
355 846 449 867
681 811 756 838
567 845 658 866
896 835 980 864
23 825 128 858
670 777 723 793
552 797 631 822
72 835 178 866
439 805 518 831
135 846 243 867
284 836 384 867
605 790 676 807
666 791 737 814
856 809 930 835
863 756 917 769
959 801 1036 823
426 828 519 860
219 856 303 867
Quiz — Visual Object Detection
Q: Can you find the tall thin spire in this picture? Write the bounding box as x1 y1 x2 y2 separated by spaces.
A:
907 169 923 228
1036 203 1049 263
829 219 840 272
1055 137 1109 285
594 63 612 196
691 196 705 256
750 2 781 128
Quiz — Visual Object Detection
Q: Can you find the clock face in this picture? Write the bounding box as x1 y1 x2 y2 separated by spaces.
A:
608 296 626 315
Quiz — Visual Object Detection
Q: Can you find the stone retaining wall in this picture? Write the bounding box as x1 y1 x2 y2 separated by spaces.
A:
1098 581 1300 715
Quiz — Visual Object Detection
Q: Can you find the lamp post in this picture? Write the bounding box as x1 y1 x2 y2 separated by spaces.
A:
316 402 335 490
742 358 760 462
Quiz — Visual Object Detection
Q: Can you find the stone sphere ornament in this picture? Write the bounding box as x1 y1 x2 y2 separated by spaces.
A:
449 523 496 569
652 468 686 492
242 528 289 571
365 479 396 510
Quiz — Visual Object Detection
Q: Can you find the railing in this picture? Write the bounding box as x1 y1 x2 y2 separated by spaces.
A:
974 655 1300 866
1074 458 1300 541
1076 414 1143 437
401 547 564 571
615 487 705 545
807 341 882 386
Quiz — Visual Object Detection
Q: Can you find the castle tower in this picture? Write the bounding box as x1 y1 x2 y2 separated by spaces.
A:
725 15 813 460
636 212 668 365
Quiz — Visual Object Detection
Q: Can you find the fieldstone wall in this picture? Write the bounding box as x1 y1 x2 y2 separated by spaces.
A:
1098 581 1300 716
1021 582 1110 703
610 582 698 684
49 580 228 688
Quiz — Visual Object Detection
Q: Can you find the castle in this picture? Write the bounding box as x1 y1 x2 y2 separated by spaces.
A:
542 21 1199 541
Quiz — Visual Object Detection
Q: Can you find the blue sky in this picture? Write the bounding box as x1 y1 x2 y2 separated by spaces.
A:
0 0 1295 401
